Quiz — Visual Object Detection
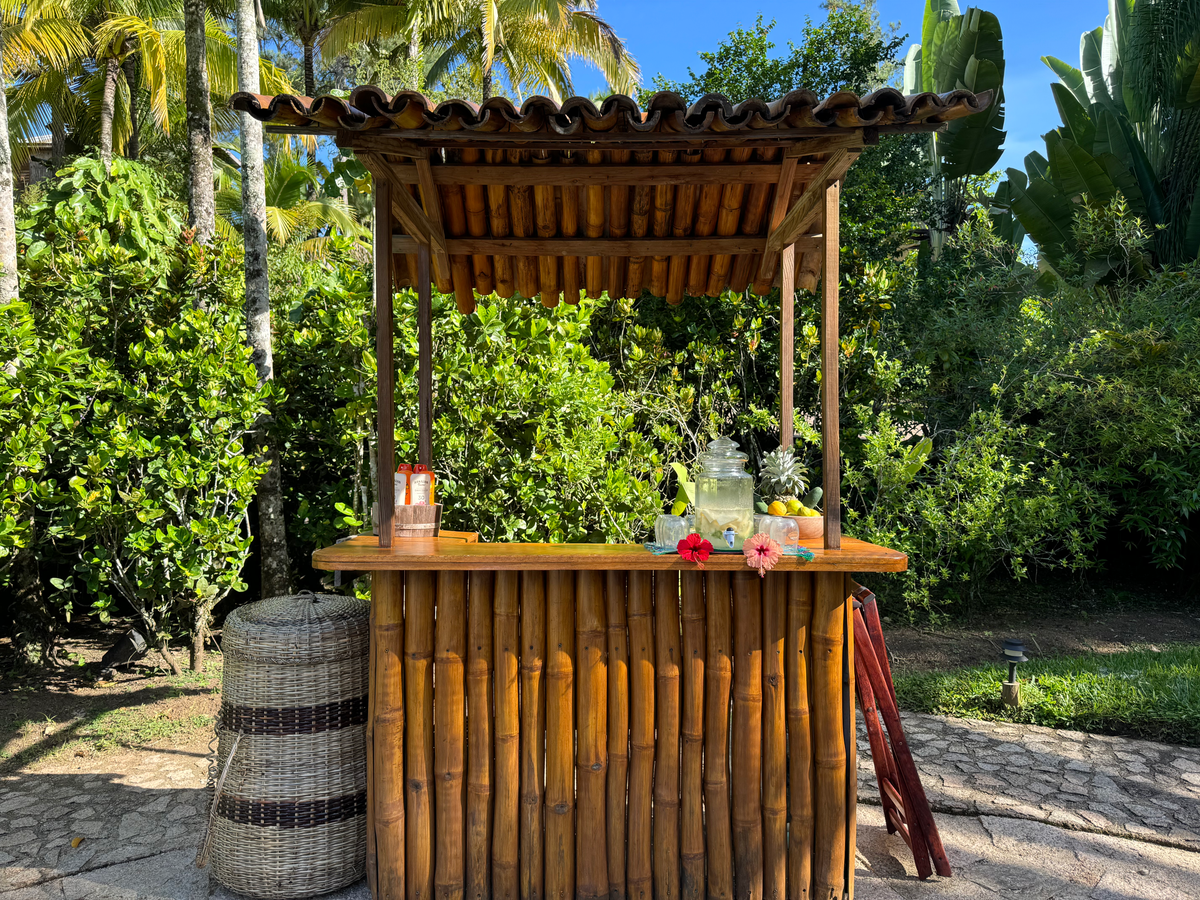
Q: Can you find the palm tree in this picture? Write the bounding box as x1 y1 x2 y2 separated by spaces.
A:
215 152 367 256
261 0 336 96
4 1 291 169
236 0 290 599
184 0 212 240
320 0 639 100
0 0 90 299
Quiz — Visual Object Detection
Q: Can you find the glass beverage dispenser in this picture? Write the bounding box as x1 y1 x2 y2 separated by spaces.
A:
694 436 755 550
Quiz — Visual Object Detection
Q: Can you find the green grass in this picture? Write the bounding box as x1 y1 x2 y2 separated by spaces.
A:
893 645 1200 746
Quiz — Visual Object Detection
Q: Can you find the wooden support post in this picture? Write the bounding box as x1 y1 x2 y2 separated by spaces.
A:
493 572 521 900
731 571 763 900
653 573 681 900
680 572 706 900
405 571 436 900
435 571 467 900
417 244 433 467
704 572 734 900
780 242 795 450
762 574 787 900
370 571 405 900
820 180 841 550
811 573 846 900
786 573 814 900
467 572 495 900
844 578 856 900
519 573 546 900
375 179 395 546
545 571 576 900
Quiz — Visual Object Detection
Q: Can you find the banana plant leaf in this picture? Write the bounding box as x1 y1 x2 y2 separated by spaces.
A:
1095 151 1148 219
1024 151 1049 182
1184 180 1200 259
1043 55 1089 107
1051 82 1096 151
1048 138 1117 202
1093 108 1166 224
904 44 922 95
1081 26 1116 110
921 0 962 91
1006 169 1076 259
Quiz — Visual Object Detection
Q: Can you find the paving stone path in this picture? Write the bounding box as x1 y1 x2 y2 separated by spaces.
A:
859 713 1200 852
0 713 1197 898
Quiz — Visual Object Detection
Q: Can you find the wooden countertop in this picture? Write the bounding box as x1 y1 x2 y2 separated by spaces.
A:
312 535 908 573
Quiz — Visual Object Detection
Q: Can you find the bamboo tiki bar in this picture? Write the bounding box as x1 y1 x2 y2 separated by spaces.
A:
575 572 608 900
519 573 546 900
435 572 467 900
545 571 576 900
604 571 630 900
406 572 436 900
467 572 494 900
703 572 734 900
762 574 788 900
731 572 764 900
626 571 655 900
250 81 989 900
654 573 682 900
679 572 706 900
493 572 521 900
786 574 815 900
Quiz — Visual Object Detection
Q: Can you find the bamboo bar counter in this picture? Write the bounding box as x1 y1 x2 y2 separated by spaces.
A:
236 85 988 900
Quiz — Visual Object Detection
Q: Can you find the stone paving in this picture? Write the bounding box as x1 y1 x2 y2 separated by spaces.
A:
859 713 1200 852
0 713 1197 898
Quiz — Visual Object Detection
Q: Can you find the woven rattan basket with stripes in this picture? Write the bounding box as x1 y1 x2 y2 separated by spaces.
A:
207 592 369 899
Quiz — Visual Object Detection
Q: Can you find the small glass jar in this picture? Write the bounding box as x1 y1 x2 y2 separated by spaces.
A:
753 514 800 554
654 514 691 547
694 436 754 550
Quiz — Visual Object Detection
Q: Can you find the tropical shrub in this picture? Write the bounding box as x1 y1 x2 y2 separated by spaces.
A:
1 158 269 669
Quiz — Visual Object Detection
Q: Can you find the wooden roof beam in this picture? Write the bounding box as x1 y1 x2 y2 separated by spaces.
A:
767 150 855 254
392 234 823 257
360 150 452 280
383 162 824 187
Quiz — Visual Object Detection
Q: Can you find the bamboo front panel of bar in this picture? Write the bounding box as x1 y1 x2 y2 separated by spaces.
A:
365 567 857 900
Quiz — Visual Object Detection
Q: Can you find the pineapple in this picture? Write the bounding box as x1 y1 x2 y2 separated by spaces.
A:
759 448 808 502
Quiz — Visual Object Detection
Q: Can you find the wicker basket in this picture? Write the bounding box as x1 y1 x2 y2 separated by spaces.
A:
203 592 370 899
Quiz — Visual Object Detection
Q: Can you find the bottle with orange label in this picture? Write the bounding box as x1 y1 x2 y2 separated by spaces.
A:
394 463 413 507
410 463 436 506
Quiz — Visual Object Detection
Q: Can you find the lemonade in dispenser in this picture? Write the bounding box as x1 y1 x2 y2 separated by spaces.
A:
694 436 755 550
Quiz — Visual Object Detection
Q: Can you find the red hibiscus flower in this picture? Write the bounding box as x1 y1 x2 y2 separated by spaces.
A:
677 533 713 569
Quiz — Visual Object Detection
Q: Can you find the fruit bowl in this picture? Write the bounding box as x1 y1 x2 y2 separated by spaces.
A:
787 514 825 548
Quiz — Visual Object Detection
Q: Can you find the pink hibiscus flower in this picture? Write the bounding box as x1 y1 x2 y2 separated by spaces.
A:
743 532 782 577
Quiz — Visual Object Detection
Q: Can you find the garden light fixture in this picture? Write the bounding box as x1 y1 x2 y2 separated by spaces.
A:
1000 638 1028 708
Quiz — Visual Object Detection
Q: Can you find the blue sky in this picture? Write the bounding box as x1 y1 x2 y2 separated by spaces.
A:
572 0 1107 174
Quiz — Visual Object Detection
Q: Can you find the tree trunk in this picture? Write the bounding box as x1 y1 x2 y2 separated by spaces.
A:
303 38 315 96
184 0 214 242
190 603 208 672
482 66 493 101
122 55 140 160
0 33 19 303
50 115 66 165
408 25 421 90
159 638 183 676
99 56 119 171
237 0 290 598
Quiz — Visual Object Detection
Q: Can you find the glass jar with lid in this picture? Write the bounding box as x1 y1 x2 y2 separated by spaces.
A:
694 435 755 550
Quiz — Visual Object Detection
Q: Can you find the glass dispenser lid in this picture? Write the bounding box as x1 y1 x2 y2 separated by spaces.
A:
698 435 748 470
